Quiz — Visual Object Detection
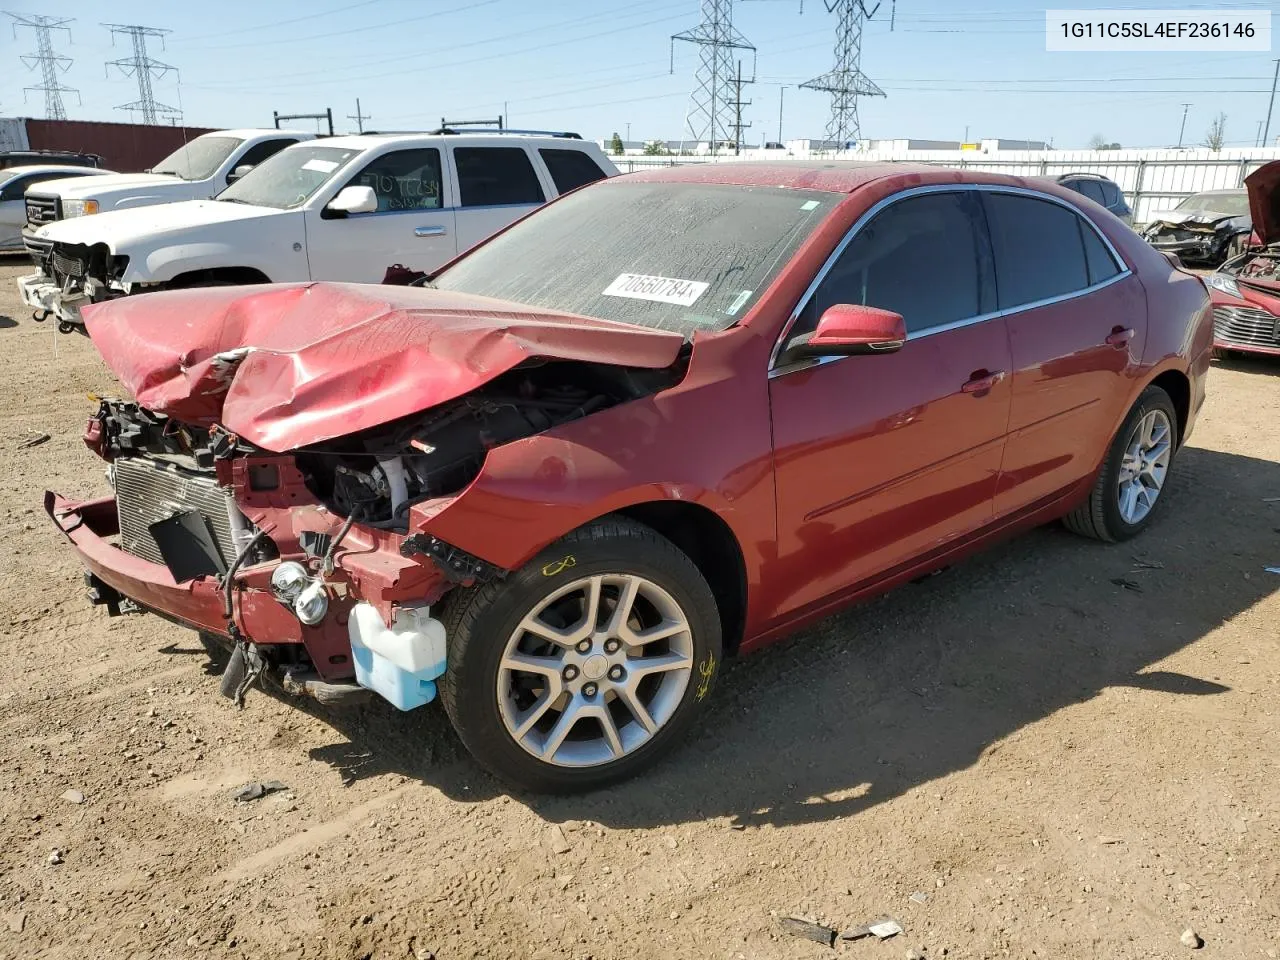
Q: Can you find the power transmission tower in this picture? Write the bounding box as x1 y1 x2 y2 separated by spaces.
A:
347 98 371 134
103 23 180 124
7 13 79 120
801 0 887 149
672 0 755 155
728 59 752 155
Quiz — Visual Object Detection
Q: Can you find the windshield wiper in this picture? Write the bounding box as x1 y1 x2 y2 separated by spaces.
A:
217 197 250 204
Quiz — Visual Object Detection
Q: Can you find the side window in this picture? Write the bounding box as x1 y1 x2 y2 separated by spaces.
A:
539 148 608 194
346 149 442 212
454 147 545 207
794 191 990 341
232 138 298 176
0 175 31 201
983 193 1089 309
1080 219 1122 285
1072 179 1107 204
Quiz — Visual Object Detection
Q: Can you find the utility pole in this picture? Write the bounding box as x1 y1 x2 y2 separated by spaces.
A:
626 121 631 142
672 0 755 157
1177 102 1191 148
347 97 370 134
1257 119 1264 147
801 0 886 148
777 85 787 144
1264 59 1280 147
729 58 753 154
103 23 179 124
7 13 78 120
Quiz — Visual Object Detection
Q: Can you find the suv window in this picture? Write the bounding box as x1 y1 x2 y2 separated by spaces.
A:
539 148 608 194
984 193 1098 308
1100 181 1123 207
348 149 443 212
794 191 991 339
454 147 545 207
229 138 299 181
1070 179 1107 204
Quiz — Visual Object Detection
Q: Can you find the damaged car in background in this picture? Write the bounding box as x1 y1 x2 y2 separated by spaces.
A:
47 163 1211 793
1141 187 1253 266
1204 160 1280 358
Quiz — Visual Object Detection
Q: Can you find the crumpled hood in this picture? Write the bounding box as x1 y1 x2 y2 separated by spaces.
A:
1246 160 1280 245
1144 210 1246 233
82 282 686 452
34 199 281 250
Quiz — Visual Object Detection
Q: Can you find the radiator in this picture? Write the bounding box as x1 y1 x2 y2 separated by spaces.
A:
113 456 241 569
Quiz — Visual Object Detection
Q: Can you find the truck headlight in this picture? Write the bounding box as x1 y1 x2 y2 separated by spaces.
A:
63 199 99 218
1205 273 1243 300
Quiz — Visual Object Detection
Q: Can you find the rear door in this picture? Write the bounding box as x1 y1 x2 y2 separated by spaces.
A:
304 147 456 281
983 190 1146 517
448 145 547 254
766 189 1012 621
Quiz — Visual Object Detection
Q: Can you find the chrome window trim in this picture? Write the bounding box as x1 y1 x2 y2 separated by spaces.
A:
768 182 1133 378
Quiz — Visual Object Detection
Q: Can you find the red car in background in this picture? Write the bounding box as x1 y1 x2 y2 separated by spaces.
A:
1206 161 1280 358
47 162 1211 792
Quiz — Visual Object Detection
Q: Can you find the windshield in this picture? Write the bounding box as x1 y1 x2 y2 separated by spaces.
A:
152 136 243 181
1176 192 1249 216
433 182 840 336
217 145 361 210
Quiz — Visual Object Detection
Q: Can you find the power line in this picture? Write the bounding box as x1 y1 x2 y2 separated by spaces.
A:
6 12 78 120
104 23 180 124
672 0 755 153
802 0 886 146
176 0 382 43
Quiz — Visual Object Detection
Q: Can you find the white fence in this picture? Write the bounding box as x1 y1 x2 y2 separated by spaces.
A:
612 148 1280 225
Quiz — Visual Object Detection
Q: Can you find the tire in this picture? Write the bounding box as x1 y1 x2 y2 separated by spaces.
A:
1064 385 1179 542
438 517 723 793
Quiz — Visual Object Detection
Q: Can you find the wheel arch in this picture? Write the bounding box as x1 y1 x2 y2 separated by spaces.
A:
1147 367 1191 445
165 265 272 288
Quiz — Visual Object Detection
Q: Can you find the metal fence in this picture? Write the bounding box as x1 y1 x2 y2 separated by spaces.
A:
609 148 1280 225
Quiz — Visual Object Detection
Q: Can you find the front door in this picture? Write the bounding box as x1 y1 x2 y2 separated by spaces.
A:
304 147 456 282
979 191 1147 517
767 189 1013 623
448 145 549 255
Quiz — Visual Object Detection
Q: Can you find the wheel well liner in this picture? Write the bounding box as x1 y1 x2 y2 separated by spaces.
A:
166 266 271 288
615 501 747 655
1149 369 1190 444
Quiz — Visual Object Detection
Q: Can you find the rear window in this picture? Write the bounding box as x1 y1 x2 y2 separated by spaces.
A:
434 181 840 336
539 148 608 194
983 193 1090 309
454 147 545 207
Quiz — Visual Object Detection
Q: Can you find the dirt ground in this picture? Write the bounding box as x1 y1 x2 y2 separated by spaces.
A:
0 259 1277 960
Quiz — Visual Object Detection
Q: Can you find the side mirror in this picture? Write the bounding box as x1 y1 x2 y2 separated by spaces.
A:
789 304 906 360
325 185 378 217
226 164 255 183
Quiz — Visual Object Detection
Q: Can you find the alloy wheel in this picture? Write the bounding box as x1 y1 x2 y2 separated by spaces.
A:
496 574 694 768
1117 408 1173 525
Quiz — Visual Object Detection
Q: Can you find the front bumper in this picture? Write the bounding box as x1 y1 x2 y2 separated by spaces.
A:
1147 237 1219 261
19 273 89 325
1211 301 1280 357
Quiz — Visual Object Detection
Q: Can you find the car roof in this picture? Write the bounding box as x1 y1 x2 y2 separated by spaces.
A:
0 164 109 177
201 128 313 140
614 160 1086 195
1189 188 1245 196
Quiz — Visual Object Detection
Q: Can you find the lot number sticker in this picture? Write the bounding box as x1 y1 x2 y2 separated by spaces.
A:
603 273 709 307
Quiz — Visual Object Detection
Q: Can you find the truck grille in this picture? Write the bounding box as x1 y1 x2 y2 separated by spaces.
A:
25 194 59 228
113 457 242 569
51 247 86 279
1213 304 1280 349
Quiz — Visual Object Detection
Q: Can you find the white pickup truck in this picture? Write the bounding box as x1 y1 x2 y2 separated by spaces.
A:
20 131 618 331
22 128 314 232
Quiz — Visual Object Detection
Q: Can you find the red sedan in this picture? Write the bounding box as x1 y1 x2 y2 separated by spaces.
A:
47 162 1212 792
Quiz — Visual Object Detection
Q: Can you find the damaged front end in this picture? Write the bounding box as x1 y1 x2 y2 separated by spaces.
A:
19 239 128 332
48 282 688 712
1141 213 1249 266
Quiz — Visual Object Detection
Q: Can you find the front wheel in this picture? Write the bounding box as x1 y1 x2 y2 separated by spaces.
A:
1064 385 1178 542
439 517 723 793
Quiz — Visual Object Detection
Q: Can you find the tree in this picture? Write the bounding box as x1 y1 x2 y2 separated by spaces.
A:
609 131 624 155
1087 133 1107 150
1205 112 1227 151
642 140 669 156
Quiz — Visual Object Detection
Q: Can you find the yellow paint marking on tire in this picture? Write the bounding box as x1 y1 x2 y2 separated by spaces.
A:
694 651 716 702
541 555 577 577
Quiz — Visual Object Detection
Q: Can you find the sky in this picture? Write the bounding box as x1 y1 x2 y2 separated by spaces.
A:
3 0 1279 149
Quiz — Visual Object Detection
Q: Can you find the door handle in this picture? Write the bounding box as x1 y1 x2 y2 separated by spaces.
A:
961 370 1006 395
1105 326 1135 347
414 225 447 237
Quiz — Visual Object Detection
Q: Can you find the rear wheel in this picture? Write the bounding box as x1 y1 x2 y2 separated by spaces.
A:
439 517 722 793
1064 385 1178 542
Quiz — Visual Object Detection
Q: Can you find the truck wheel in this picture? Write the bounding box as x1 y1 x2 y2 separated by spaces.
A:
439 517 722 793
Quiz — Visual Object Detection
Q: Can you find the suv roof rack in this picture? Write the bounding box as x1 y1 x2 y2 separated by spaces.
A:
429 127 582 139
